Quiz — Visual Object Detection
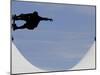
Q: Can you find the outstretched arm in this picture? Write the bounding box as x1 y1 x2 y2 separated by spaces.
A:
40 17 53 21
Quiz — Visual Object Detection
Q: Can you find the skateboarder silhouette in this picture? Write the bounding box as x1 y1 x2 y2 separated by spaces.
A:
12 11 53 31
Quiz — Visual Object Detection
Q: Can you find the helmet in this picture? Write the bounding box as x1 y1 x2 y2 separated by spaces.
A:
33 11 38 15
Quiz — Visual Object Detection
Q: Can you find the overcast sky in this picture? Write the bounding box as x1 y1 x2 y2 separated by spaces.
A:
12 1 95 71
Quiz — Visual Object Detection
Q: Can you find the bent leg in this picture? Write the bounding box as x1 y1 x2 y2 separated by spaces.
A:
12 24 26 31
13 15 23 20
15 25 26 30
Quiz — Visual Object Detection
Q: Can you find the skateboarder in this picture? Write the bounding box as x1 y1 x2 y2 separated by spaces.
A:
12 11 53 31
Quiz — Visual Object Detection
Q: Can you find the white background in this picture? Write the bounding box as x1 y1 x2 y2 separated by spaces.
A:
0 0 100 75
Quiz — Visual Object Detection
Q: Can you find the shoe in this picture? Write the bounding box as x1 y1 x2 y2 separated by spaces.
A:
12 23 17 31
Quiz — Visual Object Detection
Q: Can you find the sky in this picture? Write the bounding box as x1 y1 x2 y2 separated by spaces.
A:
12 1 96 71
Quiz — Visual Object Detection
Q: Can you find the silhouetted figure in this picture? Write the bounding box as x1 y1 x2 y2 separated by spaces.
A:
12 11 53 31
